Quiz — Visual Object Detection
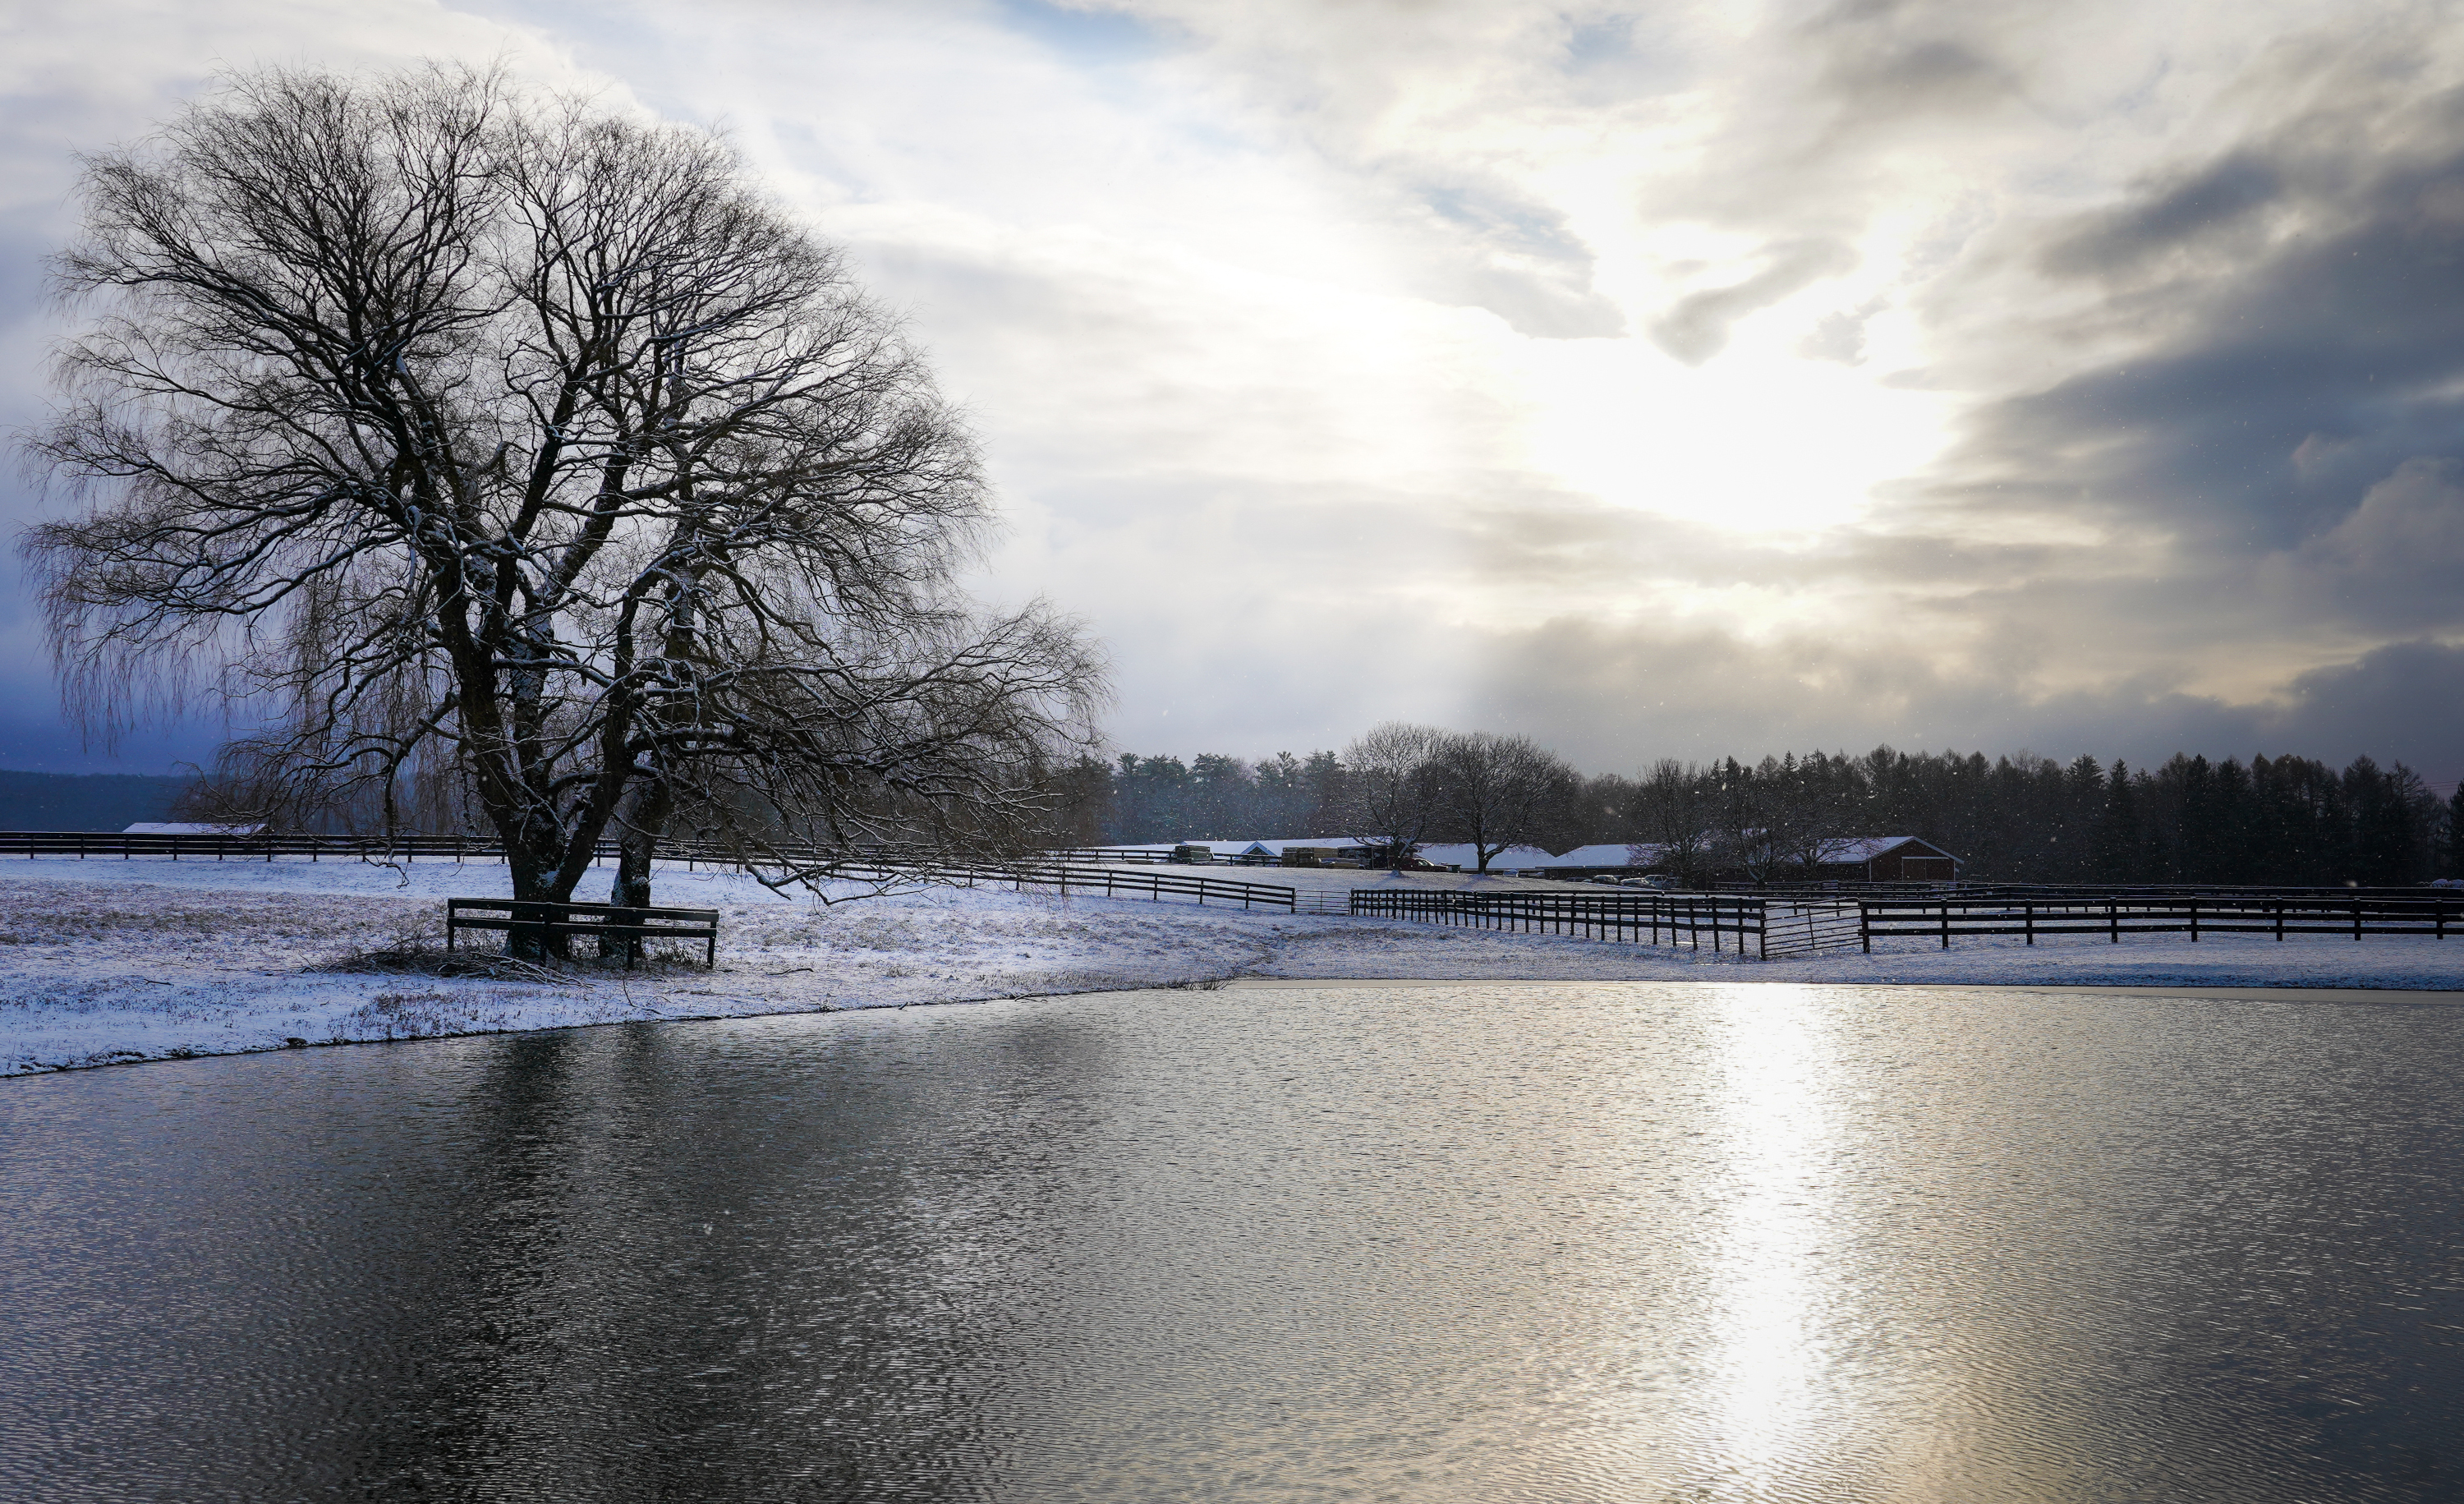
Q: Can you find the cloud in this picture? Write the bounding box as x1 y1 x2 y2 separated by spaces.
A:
1404 182 1627 338
1464 614 2464 781
10 0 2464 794
1650 237 1857 364
2288 457 2464 632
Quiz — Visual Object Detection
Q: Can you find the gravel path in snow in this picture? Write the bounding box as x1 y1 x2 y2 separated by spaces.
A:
2 856 2459 1074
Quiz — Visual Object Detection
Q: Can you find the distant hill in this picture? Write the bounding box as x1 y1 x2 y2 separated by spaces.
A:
0 771 191 831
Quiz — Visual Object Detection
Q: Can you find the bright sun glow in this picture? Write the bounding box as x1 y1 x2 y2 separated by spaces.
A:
1516 330 1960 540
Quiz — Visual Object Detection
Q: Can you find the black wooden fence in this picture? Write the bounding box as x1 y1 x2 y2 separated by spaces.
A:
1856 893 2464 948
814 859 1296 911
1344 886 2464 960
0 832 1297 912
13 829 2457 954
1347 888 1773 954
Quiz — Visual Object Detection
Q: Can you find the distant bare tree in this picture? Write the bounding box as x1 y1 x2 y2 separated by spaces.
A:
22 66 1102 936
1427 731 1579 873
1339 721 1447 868
1637 759 1715 885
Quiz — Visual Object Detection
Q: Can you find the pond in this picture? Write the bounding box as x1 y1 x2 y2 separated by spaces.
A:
5 982 2463 1502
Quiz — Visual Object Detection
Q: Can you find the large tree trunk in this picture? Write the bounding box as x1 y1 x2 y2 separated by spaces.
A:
609 777 674 964
503 807 575 960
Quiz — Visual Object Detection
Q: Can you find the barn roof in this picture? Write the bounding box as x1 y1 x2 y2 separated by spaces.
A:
1816 835 1958 863
1546 843 1671 867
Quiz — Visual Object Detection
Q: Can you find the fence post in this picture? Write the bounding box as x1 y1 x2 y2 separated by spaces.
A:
2275 901 2283 941
1860 902 1871 954
2354 899 2362 942
2025 902 2034 945
1940 899 1949 950
2190 899 2199 944
1757 900 1767 960
2109 899 2117 944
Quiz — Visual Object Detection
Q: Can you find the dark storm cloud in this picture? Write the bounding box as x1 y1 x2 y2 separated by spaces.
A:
1940 77 2464 568
1466 616 2464 781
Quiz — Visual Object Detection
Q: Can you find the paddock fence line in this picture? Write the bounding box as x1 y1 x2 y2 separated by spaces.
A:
1855 893 2464 949
0 830 513 862
1763 900 1865 959
12 830 2455 943
0 831 1298 912
1346 886 2464 960
807 860 1296 912
1347 888 1777 956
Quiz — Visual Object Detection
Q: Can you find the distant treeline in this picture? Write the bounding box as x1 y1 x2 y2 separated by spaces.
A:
1071 745 2456 885
1078 752 1350 845
12 743 2447 886
0 771 188 832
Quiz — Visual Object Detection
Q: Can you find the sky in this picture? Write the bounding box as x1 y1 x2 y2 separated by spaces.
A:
6 0 2464 780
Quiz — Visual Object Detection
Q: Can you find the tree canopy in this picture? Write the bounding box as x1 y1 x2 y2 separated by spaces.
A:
24 66 1103 917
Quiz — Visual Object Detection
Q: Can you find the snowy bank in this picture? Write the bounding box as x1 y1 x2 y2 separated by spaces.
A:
2 855 2462 1074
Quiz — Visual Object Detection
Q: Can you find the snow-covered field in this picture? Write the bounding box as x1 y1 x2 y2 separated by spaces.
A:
3 853 2461 1074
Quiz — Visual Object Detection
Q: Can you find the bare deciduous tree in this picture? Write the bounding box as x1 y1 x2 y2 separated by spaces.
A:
22 67 1102 936
1637 758 1715 885
1338 721 1447 868
1427 731 1578 873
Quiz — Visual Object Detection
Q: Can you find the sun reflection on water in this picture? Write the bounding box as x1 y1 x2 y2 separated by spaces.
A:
1697 985 1842 1496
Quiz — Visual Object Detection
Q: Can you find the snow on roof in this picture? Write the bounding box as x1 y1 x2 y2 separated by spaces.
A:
1816 836 1956 863
1415 843 1557 870
1546 843 1670 867
1082 838 1381 857
123 822 264 836
1089 838 1380 848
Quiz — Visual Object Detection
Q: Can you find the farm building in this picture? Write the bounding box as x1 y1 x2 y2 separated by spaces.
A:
1414 843 1558 874
1814 836 1961 882
1080 838 1382 865
123 821 264 836
1543 843 1673 872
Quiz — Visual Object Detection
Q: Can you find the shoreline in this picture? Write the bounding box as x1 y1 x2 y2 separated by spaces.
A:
7 856 2464 1075
17 973 2464 1081
1223 977 2464 1001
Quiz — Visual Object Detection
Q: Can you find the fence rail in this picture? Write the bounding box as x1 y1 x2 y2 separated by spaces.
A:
0 831 1298 912
1347 888 1772 954
0 830 508 862
11 830 2457 953
811 859 1296 911
1346 886 2464 959
1763 901 1864 959
1857 894 2463 948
